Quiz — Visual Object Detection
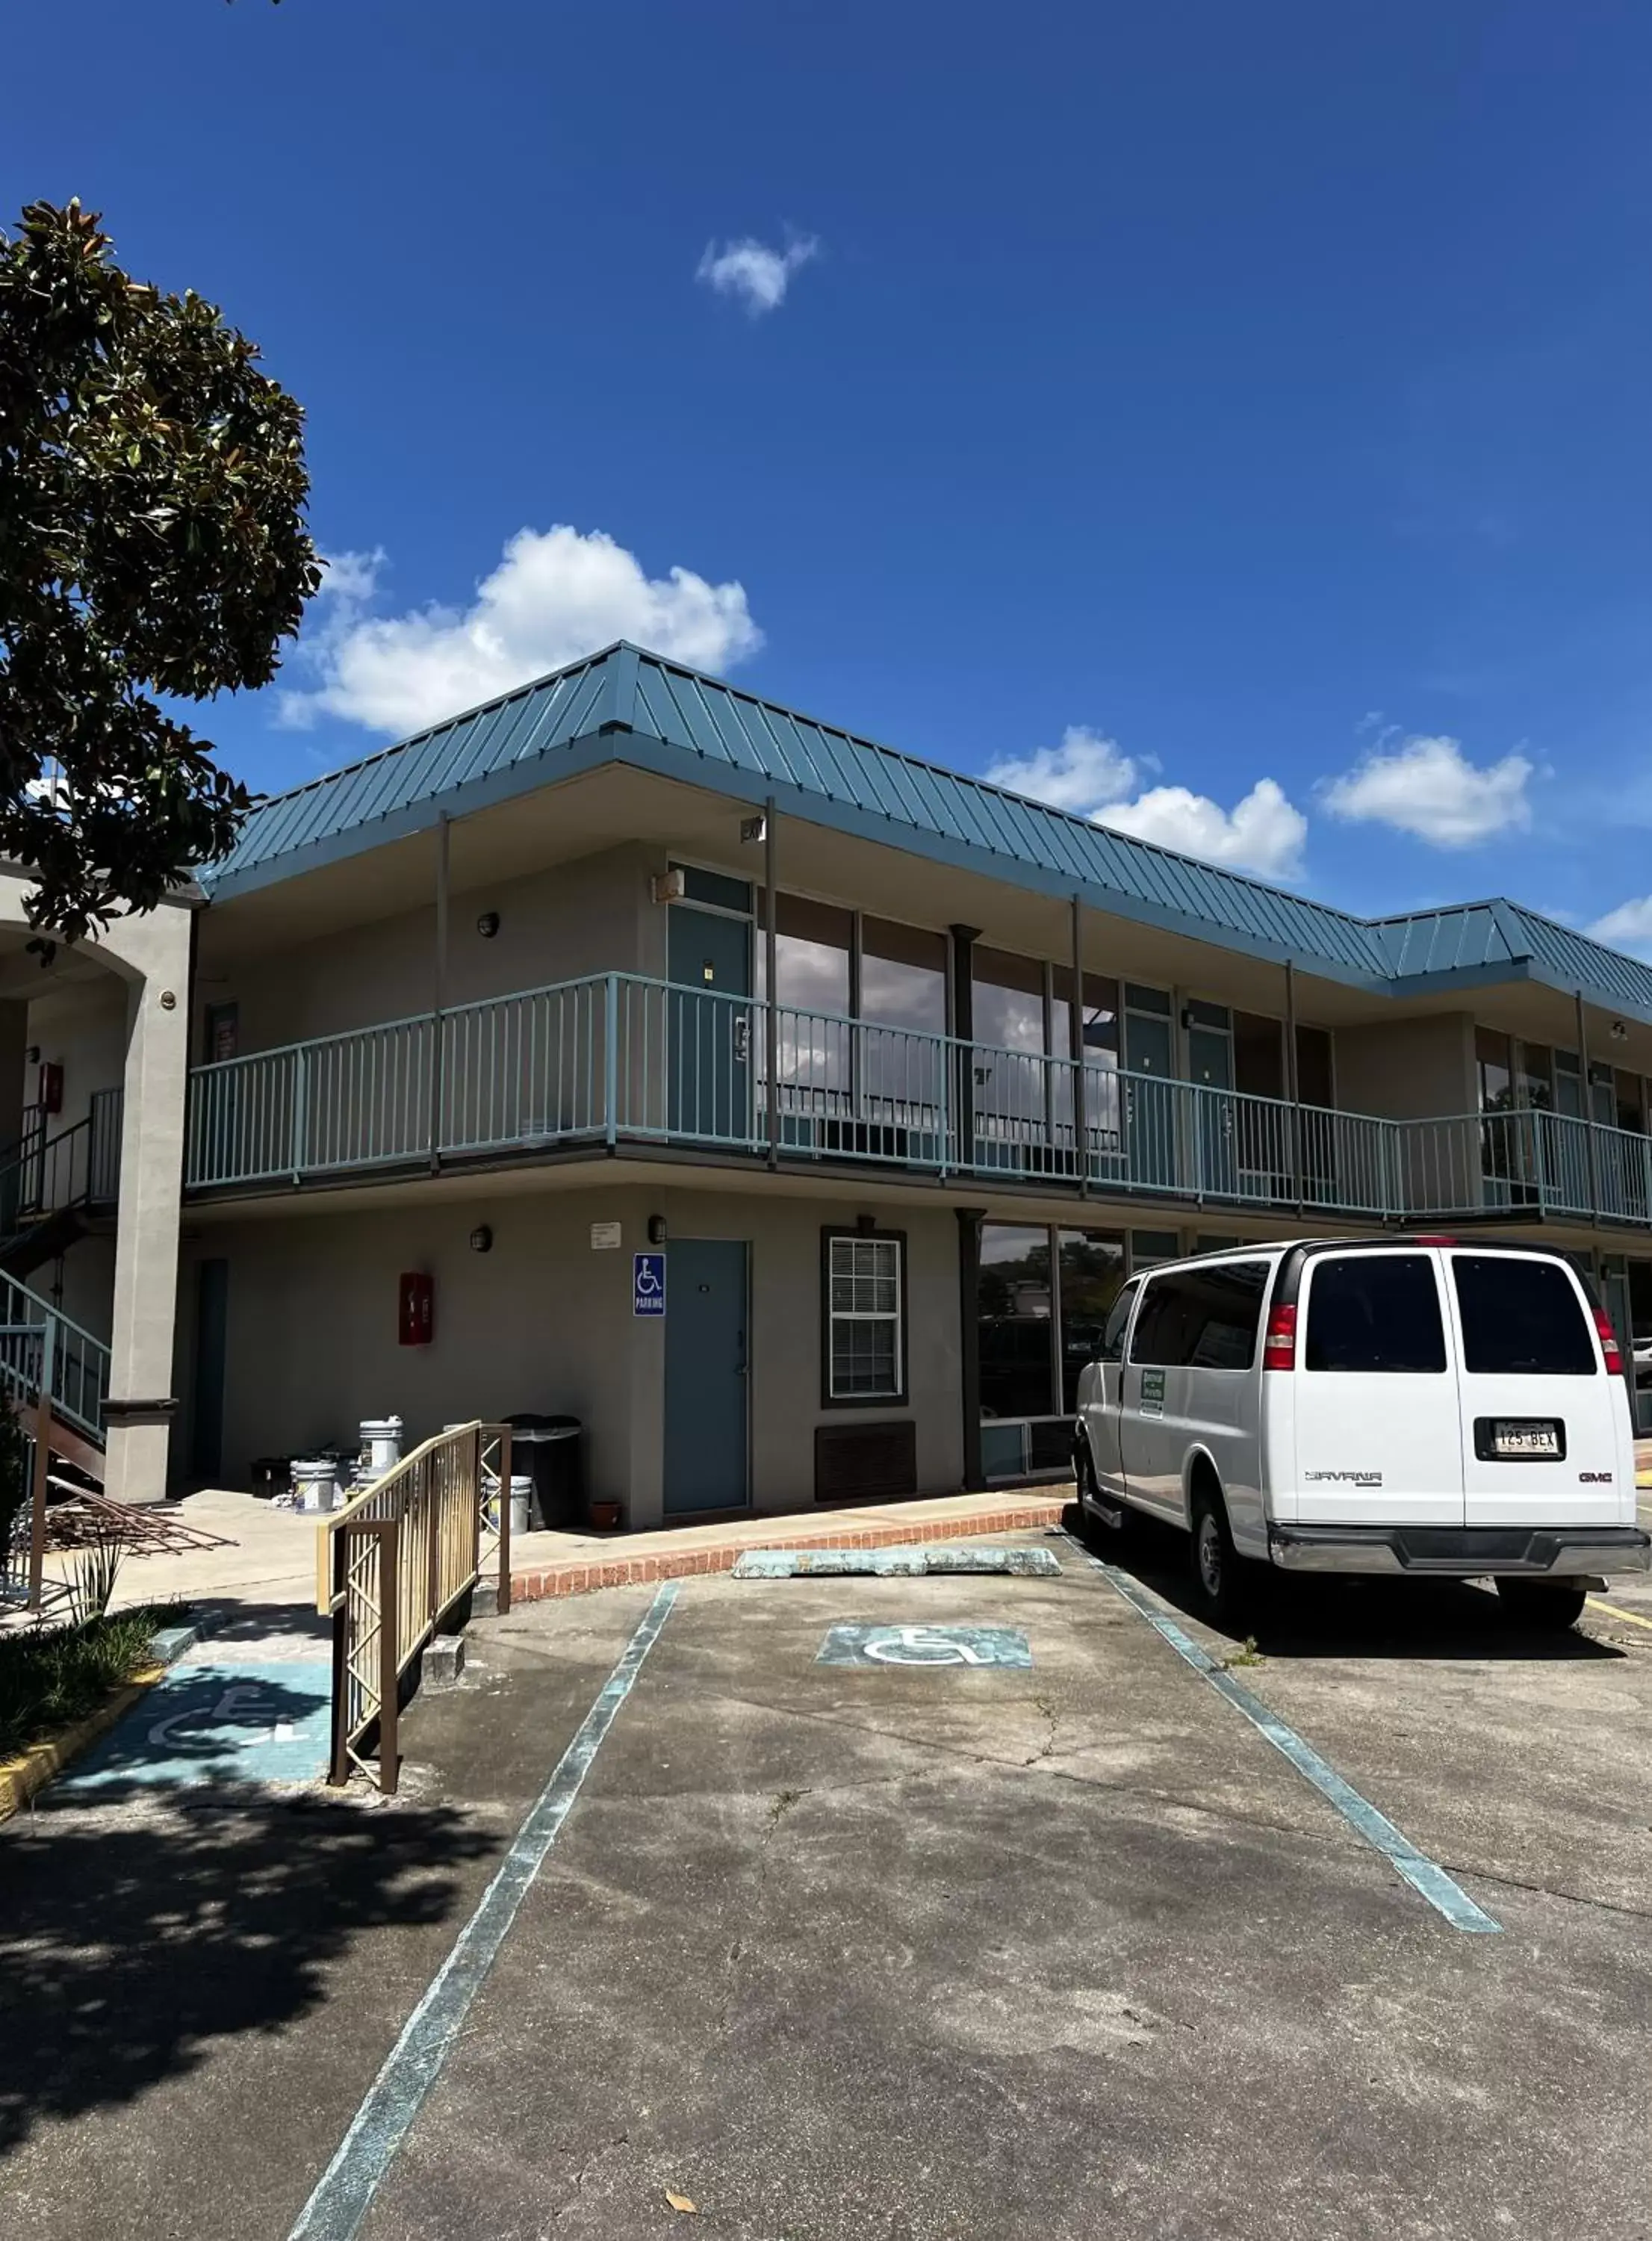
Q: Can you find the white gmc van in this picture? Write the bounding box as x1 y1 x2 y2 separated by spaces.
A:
1073 1238 1651 1629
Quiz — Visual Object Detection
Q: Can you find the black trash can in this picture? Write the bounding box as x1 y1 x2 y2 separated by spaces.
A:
505 1413 584 1529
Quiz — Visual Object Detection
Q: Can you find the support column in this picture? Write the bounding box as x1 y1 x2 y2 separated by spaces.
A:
956 1206 985 1493
102 901 193 1504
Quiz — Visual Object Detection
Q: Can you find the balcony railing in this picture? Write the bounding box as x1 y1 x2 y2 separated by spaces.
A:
182 973 1652 1231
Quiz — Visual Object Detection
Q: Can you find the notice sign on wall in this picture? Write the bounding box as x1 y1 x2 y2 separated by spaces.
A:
633 1253 666 1317
590 1221 622 1250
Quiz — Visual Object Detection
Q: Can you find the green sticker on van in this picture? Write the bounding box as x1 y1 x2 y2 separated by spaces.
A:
1140 1366 1165 1416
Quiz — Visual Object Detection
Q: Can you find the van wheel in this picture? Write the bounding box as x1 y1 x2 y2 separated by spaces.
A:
1190 1485 1252 1628
1495 1578 1588 1631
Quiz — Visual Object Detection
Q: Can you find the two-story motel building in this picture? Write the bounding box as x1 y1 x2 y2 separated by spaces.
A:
19 641 1652 1525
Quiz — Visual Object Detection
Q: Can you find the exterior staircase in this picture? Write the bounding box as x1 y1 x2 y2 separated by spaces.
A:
0 1267 111 1609
0 1089 121 1283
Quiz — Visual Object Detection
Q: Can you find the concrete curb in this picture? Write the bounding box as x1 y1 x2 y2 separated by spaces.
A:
0 1667 161 1824
506 1496 1069 1607
0 1609 220 1825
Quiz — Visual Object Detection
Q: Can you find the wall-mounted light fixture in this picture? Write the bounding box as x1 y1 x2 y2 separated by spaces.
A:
1611 1020 1630 1043
739 813 768 846
469 1224 494 1253
855 1212 877 1235
648 1213 668 1245
649 869 686 905
476 911 500 940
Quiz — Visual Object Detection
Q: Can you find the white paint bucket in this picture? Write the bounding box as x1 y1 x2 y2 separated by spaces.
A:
291 1460 340 1514
359 1417 404 1475
486 1475 533 1537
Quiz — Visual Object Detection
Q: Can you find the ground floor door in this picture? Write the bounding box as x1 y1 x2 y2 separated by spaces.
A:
190 1259 229 1482
664 1239 750 1514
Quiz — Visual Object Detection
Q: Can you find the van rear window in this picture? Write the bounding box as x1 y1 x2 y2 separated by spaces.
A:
1451 1255 1597 1377
1304 1254 1447 1374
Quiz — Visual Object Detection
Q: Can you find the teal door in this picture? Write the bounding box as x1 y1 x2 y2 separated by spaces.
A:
667 907 753 1145
1187 1023 1237 1197
664 1239 750 1513
1123 1009 1175 1191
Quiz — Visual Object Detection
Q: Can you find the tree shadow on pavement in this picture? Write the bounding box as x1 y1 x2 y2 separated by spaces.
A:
0 1772 497 2158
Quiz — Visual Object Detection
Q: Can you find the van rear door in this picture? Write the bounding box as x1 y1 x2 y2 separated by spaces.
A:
1445 1250 1630 1528
1288 1248 1464 1525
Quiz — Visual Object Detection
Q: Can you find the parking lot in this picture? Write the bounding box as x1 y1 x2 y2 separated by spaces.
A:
8 1518 1652 2241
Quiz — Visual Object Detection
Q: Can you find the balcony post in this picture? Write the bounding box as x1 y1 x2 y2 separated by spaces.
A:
956 1207 985 1492
1577 989 1600 1223
949 927 980 1174
765 796 779 1170
1285 959 1304 1215
428 813 450 1174
1070 894 1088 1197
603 975 619 1148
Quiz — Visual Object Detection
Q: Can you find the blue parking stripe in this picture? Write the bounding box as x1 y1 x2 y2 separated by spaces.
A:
1065 1535 1501 1934
288 1580 680 2241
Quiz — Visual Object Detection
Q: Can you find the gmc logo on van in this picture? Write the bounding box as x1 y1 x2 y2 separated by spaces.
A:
1578 1470 1614 1484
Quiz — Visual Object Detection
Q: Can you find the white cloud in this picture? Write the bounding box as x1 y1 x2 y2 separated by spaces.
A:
986 726 1137 813
316 547 385 604
695 234 819 316
1588 897 1652 961
1096 779 1307 878
987 728 1306 879
1320 732 1533 846
281 524 763 736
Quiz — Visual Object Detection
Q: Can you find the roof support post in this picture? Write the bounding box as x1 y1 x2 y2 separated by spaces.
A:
1577 988 1600 1223
1070 894 1088 1199
429 813 450 1174
956 1206 985 1493
1285 958 1303 1215
764 798 780 1170
949 927 980 1174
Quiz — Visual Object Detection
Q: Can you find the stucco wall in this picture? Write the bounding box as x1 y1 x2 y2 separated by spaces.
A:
203 843 656 1058
1331 1012 1476 1119
25 978 128 1138
185 1180 964 1520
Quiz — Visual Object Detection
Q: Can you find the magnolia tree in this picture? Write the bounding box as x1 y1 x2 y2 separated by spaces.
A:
0 199 319 946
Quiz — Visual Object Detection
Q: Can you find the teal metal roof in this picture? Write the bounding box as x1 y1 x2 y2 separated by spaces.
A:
208 642 1652 1020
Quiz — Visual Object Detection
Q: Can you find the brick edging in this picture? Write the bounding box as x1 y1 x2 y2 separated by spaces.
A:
506 1495 1070 1605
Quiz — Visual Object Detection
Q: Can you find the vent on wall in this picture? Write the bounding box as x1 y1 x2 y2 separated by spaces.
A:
815 1420 918 1505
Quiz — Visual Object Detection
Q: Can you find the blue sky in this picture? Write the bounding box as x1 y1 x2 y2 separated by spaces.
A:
8 1 1652 943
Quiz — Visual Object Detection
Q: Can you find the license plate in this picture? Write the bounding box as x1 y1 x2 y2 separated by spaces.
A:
1491 1419 1561 1459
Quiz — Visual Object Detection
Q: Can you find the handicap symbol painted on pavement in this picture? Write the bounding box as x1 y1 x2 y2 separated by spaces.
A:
816 1623 1032 1670
61 1658 333 1790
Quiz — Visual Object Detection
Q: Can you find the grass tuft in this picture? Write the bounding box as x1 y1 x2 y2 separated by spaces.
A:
0 1608 169 1761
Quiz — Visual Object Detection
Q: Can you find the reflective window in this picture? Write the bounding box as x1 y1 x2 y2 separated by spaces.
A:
1128 1262 1269 1370
1058 1230 1125 1410
978 1224 1055 1419
1452 1254 1597 1377
1305 1254 1447 1374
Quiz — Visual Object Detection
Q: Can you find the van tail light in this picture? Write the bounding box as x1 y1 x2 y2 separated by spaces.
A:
1263 1301 1297 1371
1592 1304 1626 1375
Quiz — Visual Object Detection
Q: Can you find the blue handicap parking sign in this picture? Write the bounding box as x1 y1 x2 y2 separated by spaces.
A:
633 1252 666 1316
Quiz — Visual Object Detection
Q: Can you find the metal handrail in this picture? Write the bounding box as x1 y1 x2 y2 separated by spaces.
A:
317 1419 512 1794
183 970 1652 1231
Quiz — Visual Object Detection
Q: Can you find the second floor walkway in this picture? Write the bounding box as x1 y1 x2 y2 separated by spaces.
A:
181 972 1652 1235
